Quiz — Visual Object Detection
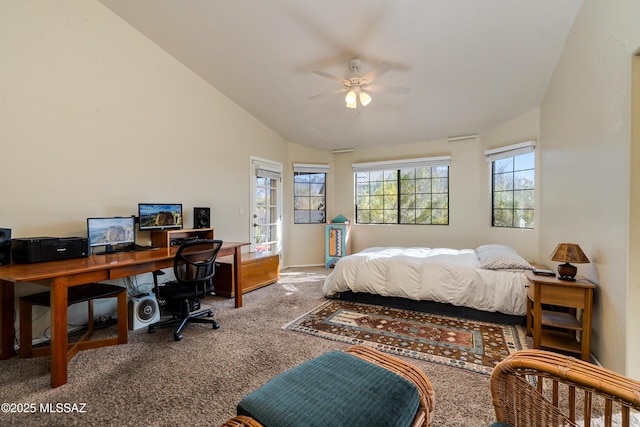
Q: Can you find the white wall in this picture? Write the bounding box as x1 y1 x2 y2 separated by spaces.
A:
540 0 640 375
630 55 640 379
330 109 541 261
1 0 289 336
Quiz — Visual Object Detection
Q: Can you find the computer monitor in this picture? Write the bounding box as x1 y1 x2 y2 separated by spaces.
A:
87 216 136 254
138 203 183 231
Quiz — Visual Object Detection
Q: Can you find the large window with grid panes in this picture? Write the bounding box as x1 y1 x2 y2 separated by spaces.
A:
353 156 450 225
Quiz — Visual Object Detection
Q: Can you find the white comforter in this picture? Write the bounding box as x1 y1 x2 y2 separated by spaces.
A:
322 247 528 316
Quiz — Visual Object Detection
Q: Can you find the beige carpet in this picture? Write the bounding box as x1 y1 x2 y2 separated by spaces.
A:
0 267 501 427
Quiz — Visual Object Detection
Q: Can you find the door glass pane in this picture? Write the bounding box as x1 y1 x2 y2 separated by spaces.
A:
255 175 279 254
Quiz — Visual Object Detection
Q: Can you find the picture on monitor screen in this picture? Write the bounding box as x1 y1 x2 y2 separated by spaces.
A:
87 216 136 253
138 203 183 231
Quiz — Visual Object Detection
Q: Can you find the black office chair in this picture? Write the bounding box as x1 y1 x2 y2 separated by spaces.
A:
148 239 223 341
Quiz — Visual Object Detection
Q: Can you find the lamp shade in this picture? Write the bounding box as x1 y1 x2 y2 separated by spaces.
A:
345 89 357 106
549 243 589 280
549 243 590 264
359 91 372 106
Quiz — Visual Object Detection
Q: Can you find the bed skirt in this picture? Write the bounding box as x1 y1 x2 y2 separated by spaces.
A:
336 291 526 326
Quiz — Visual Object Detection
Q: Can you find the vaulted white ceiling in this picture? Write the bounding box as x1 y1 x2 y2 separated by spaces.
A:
99 0 582 151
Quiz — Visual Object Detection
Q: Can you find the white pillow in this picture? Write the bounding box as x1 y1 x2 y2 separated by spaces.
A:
476 244 517 255
476 245 533 270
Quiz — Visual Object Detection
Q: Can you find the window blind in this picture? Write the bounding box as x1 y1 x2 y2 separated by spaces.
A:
255 167 281 180
484 140 535 163
352 156 451 172
293 163 330 173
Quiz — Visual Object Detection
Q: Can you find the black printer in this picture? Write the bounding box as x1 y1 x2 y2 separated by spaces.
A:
12 237 89 263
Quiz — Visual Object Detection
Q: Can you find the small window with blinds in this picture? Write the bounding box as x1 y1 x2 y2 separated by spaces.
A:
293 163 329 224
353 156 450 225
485 141 535 229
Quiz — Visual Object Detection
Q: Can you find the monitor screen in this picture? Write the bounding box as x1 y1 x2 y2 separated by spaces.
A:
138 203 183 231
87 217 136 250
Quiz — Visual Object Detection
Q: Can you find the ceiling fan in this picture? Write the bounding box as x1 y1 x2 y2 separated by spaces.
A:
308 58 409 109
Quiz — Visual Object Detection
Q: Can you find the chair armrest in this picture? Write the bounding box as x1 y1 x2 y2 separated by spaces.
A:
220 415 264 427
490 349 640 427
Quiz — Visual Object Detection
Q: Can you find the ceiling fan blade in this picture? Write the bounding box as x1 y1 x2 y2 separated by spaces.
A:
359 62 393 84
312 70 349 86
307 87 349 100
362 84 409 94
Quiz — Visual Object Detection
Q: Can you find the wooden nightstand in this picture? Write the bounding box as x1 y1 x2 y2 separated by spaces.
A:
525 270 595 361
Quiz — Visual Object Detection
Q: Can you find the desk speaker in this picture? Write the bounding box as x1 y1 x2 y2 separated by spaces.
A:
0 228 10 265
194 207 210 229
128 294 160 330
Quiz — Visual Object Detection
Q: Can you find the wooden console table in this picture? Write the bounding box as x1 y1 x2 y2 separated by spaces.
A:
0 241 248 387
214 252 280 297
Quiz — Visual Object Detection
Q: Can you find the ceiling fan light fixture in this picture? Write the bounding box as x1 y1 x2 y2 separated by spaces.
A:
359 91 372 106
310 58 408 109
345 89 357 106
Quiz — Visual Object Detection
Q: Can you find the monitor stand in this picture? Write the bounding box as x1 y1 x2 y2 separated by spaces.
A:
95 244 122 255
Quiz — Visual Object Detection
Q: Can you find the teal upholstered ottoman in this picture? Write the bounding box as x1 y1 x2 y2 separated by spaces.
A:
234 346 434 427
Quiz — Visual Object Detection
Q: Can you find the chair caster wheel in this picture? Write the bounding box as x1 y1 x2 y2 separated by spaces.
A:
207 312 214 317
174 333 183 341
212 321 220 329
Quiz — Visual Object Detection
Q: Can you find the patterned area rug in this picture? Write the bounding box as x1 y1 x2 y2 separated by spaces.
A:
285 299 528 375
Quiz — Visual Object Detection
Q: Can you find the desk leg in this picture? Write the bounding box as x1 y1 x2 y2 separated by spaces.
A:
117 290 128 344
233 248 243 308
0 280 15 359
50 282 68 388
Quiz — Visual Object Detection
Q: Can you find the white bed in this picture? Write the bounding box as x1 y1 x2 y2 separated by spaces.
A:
322 245 533 316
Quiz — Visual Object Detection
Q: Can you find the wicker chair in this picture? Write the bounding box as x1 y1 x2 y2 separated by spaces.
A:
222 345 435 427
490 349 640 427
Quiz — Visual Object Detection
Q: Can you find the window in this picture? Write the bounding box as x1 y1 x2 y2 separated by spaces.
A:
293 163 329 224
485 141 535 229
353 156 450 225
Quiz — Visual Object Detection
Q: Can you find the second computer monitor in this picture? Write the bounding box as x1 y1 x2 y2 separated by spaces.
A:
138 203 183 231
87 216 136 254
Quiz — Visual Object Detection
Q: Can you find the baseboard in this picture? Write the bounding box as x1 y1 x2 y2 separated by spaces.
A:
281 263 325 269
13 325 85 352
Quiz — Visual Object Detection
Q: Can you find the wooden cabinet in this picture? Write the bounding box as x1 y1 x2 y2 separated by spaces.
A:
525 270 595 361
325 223 351 268
213 252 279 297
150 228 214 248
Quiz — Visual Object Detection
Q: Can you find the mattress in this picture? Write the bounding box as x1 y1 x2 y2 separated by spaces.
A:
321 247 529 316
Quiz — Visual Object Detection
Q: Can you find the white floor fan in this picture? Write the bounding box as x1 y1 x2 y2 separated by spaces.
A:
308 58 409 109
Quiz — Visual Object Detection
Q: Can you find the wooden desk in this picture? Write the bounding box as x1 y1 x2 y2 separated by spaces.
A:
525 270 595 361
0 241 248 387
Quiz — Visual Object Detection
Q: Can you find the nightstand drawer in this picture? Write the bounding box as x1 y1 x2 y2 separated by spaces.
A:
538 285 588 308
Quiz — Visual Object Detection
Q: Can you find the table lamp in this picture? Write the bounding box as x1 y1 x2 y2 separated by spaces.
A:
549 243 590 281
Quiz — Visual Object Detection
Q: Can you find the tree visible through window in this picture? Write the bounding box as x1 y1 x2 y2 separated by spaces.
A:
355 165 449 225
492 151 534 228
294 172 326 224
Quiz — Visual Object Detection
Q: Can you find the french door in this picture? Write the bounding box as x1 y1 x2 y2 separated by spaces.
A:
250 157 282 255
